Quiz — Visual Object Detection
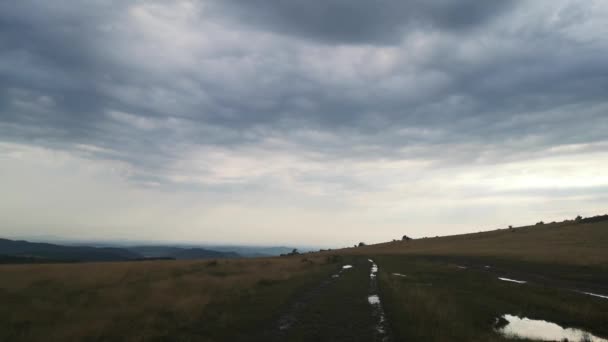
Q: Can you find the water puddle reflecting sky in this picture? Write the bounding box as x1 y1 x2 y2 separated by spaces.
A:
581 291 608 300
368 294 380 305
498 277 527 284
368 259 390 341
497 314 608 342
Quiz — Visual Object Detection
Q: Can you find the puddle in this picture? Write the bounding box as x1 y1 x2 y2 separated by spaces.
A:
484 265 492 269
367 260 391 341
368 259 378 279
456 265 467 269
392 273 407 277
332 274 340 278
368 294 380 305
370 264 379 278
582 291 608 300
496 314 608 342
498 277 527 284
342 265 353 269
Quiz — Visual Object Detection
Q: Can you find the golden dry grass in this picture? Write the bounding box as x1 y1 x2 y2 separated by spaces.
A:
0 255 333 341
346 220 608 266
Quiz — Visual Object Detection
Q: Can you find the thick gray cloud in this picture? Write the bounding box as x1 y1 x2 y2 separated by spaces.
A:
1 0 607 168
1 1 607 244
212 0 519 44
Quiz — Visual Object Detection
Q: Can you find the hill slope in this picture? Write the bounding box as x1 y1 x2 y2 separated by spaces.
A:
351 219 608 266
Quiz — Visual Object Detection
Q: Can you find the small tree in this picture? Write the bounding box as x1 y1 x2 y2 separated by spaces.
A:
575 215 583 223
358 242 366 247
402 235 412 241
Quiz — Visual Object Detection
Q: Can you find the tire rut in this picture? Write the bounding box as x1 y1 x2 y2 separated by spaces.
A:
263 265 348 341
368 259 392 342
262 257 395 342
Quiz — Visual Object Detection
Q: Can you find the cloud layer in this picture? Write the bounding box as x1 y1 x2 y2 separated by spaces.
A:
1 1 607 245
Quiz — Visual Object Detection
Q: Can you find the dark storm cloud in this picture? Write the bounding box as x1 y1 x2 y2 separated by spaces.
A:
213 0 519 44
1 0 608 187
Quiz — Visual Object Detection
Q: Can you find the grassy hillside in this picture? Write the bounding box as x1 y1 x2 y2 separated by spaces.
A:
350 219 608 341
0 255 338 341
351 219 608 266
1 219 607 341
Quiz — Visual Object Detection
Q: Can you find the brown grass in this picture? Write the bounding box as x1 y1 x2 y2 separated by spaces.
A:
0 255 333 341
345 220 608 266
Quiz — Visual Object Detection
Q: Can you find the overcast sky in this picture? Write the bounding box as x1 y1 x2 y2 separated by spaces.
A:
1 1 607 247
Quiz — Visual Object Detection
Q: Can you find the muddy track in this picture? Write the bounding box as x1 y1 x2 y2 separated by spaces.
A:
424 255 608 298
368 259 392 342
273 266 344 339
262 257 395 342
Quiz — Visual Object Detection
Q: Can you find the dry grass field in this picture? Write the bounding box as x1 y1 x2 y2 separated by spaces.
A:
0 255 336 341
1 219 607 341
350 220 608 266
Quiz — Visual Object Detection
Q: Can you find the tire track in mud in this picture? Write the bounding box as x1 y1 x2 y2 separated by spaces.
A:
264 264 354 341
277 265 352 333
450 259 608 301
368 259 392 342
264 258 394 342
423 255 608 296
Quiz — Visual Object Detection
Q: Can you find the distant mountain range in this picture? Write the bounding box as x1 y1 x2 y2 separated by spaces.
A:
0 238 241 263
126 246 240 259
200 245 300 257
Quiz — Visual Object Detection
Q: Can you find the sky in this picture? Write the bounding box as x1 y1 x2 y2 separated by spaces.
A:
1 1 607 247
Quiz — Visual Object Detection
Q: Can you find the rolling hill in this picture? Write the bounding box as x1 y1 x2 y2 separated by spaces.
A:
126 246 240 259
0 238 140 262
350 216 608 266
0 239 241 263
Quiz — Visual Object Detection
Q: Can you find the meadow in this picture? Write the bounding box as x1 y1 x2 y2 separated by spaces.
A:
0 255 337 341
1 219 607 341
